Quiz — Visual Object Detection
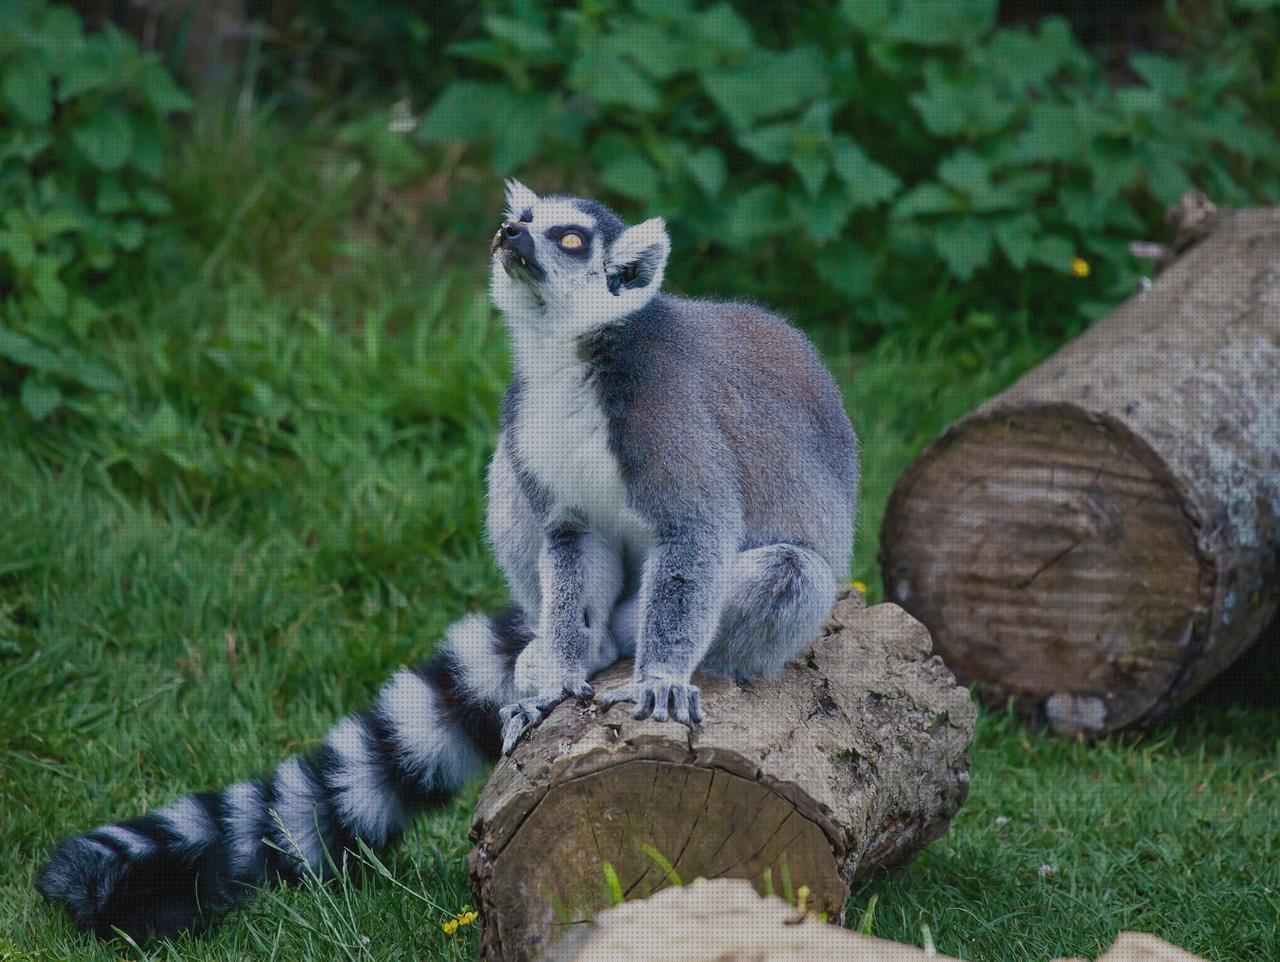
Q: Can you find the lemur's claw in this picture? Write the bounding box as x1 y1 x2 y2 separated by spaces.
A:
499 684 594 755
598 681 704 726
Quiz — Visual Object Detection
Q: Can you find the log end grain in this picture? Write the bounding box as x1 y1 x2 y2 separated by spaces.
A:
468 597 976 962
881 406 1213 735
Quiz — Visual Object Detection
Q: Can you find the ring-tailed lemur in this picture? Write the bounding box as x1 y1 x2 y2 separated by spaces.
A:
38 180 859 941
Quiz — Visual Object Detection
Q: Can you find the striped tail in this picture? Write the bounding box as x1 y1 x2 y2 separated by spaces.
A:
37 609 531 941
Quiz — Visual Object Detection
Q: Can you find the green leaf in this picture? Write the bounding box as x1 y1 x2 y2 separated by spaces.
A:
20 377 61 421
880 0 998 47
484 14 557 58
97 179 133 215
931 217 994 280
936 149 1016 212
3 55 52 125
600 155 662 202
32 258 68 315
139 61 193 114
128 116 164 178
419 83 500 141
134 187 172 215
892 183 957 219
1006 104 1086 162
832 137 901 207
722 184 788 247
114 218 144 251
702 47 826 129
687 147 725 196
56 47 113 100
1130 53 1190 99
788 188 854 243
0 327 61 371
0 229 36 270
568 53 661 111
1027 234 1075 272
839 0 892 34
910 63 1017 137
693 3 755 53
35 209 84 238
72 110 133 171
606 24 689 81
66 296 102 339
815 241 874 300
791 149 830 197
993 213 1036 268
738 122 796 165
0 129 51 162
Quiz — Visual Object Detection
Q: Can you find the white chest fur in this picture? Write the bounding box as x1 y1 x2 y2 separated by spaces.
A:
513 341 655 558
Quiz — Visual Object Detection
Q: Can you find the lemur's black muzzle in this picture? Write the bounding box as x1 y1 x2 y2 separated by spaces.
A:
491 221 536 260
492 221 545 281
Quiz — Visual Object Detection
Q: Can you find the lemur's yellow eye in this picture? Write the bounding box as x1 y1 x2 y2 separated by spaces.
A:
560 232 584 250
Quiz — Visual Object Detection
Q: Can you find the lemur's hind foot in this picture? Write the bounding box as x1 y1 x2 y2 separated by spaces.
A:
38 610 532 942
701 544 837 679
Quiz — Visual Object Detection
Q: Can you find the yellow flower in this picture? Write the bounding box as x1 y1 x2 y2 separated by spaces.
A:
850 580 867 594
442 919 459 935
1071 256 1091 278
460 911 479 925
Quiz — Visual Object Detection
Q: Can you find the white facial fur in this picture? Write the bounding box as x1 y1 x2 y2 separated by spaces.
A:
490 179 671 348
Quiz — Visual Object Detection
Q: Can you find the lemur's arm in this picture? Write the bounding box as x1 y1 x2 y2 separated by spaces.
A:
599 517 734 724
500 517 623 754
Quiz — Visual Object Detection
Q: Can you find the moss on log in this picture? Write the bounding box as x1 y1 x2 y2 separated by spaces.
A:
467 596 976 962
881 206 1280 736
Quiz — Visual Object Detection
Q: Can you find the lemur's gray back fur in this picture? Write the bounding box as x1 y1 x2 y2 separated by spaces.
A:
38 182 860 944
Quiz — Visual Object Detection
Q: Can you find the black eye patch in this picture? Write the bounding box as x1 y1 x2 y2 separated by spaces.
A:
544 225 593 257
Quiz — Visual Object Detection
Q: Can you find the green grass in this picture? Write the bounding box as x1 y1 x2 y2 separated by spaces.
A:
2 119 1277 961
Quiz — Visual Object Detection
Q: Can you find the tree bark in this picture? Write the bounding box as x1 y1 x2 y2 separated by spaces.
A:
544 878 1207 962
881 206 1280 736
468 595 976 962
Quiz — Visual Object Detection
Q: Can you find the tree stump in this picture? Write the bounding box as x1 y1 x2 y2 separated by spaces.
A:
545 879 1208 962
467 595 976 962
881 205 1280 736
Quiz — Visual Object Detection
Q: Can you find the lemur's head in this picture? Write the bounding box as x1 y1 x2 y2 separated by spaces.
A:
490 179 671 336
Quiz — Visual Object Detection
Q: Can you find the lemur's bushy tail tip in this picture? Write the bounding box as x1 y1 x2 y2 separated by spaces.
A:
37 815 231 941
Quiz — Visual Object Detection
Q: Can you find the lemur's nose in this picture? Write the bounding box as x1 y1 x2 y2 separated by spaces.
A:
493 220 537 262
492 221 531 254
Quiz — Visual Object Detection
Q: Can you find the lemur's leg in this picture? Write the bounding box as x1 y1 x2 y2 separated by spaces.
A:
700 543 837 678
501 527 623 753
38 609 533 943
598 528 735 725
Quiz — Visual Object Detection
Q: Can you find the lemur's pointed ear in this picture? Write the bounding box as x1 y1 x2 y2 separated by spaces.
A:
504 179 539 219
606 218 671 295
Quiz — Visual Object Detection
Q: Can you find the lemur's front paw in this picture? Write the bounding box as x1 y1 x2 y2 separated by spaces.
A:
598 679 704 725
498 682 594 756
513 640 592 701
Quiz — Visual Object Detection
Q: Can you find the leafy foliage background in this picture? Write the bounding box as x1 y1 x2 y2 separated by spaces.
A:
415 0 1280 346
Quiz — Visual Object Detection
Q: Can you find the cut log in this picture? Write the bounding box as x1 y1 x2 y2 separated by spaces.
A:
467 595 976 962
545 878 1208 962
881 205 1280 736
